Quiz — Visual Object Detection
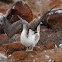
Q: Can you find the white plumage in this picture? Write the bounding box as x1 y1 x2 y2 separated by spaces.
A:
21 24 40 47
18 15 40 51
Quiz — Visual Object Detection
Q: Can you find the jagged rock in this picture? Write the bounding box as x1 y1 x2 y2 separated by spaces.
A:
0 42 55 56
28 44 44 53
43 9 62 31
8 51 37 62
41 0 62 14
44 42 55 50
0 13 5 34
6 1 33 23
39 25 62 46
0 8 7 14
25 0 42 18
8 34 20 43
0 34 8 46
0 42 26 56
8 51 28 62
8 48 62 62
0 0 12 3
0 53 7 62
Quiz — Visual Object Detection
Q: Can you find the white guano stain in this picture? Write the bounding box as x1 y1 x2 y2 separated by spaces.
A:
45 55 50 59
55 10 62 14
48 12 53 15
12 6 15 9
59 44 62 48
48 59 54 62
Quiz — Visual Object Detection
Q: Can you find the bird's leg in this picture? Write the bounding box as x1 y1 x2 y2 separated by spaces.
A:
31 46 33 51
26 46 33 51
26 47 28 51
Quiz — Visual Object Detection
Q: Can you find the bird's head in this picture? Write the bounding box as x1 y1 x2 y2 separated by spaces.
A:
17 15 28 24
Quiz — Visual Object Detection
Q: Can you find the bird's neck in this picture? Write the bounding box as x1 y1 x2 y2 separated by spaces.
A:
22 24 29 37
23 24 28 31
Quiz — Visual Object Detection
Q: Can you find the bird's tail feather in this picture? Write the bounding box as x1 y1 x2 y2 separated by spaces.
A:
34 24 40 45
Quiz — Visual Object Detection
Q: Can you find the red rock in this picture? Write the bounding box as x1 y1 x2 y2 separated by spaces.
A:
0 0 12 3
33 44 44 52
8 51 28 62
6 1 33 23
44 42 55 50
0 34 8 46
0 8 7 14
42 0 62 15
26 0 41 18
8 51 37 62
43 9 62 31
27 44 44 53
49 0 62 8
33 10 40 18
8 48 62 62
0 34 8 41
0 42 26 55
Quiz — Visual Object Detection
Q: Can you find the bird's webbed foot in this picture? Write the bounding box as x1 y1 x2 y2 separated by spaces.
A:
26 46 33 51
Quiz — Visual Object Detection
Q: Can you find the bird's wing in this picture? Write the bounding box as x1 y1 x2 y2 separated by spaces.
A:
28 24 40 46
34 24 40 45
34 33 40 45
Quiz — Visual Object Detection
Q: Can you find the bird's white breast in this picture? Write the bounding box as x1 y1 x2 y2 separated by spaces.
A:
20 29 35 47
20 24 40 47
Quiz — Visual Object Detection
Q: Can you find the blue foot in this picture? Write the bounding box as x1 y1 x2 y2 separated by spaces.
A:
26 49 33 51
26 46 33 51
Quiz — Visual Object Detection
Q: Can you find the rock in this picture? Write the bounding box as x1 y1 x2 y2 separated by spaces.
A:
6 1 33 23
39 25 62 46
0 42 55 57
40 25 54 33
0 0 12 3
28 44 44 53
59 44 62 48
0 34 8 46
0 2 13 34
0 42 26 56
8 51 37 62
0 13 5 34
41 0 62 14
43 9 62 31
8 34 20 43
0 8 7 14
8 48 62 62
25 0 42 18
33 43 55 52
39 25 54 45
8 51 28 62
33 44 44 52
44 42 55 50
0 53 7 62
49 0 62 8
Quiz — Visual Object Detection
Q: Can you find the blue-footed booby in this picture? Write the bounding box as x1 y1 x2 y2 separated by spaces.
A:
18 16 40 51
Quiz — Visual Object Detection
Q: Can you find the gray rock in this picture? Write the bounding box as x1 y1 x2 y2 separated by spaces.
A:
8 34 20 43
0 53 7 62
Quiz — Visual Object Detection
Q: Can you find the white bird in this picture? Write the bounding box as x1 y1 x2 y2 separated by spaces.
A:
18 16 40 51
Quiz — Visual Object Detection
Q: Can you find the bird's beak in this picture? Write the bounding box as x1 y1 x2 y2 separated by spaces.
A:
17 15 28 24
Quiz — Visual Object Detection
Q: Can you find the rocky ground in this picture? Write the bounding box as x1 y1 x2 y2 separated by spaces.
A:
0 0 62 62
